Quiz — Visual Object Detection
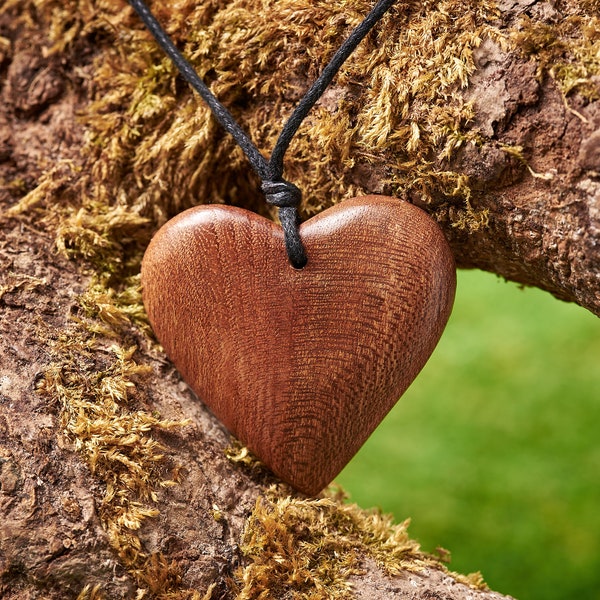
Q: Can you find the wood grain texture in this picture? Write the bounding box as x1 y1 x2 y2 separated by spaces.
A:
141 196 456 495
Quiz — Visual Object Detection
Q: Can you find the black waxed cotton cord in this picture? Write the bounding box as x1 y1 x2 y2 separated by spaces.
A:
128 0 397 269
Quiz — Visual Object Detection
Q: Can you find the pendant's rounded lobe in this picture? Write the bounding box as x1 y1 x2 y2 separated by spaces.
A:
141 195 456 496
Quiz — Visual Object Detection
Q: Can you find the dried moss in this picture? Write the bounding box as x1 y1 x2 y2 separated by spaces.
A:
79 273 151 336
234 487 487 599
0 272 47 301
225 440 273 475
513 13 600 102
13 0 508 261
36 322 200 597
76 584 105 600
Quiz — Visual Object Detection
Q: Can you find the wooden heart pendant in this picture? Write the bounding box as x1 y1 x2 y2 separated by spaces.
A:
141 196 456 495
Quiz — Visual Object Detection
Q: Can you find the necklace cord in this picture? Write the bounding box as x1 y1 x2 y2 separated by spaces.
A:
128 0 396 268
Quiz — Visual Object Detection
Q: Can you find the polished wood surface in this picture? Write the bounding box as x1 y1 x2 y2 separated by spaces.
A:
141 196 456 495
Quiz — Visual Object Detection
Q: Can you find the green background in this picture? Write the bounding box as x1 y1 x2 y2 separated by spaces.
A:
337 269 600 600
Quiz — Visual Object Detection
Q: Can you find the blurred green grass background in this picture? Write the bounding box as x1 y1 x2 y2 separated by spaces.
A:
337 269 600 600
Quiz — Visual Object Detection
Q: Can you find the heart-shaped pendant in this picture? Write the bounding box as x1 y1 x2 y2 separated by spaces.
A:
141 196 455 495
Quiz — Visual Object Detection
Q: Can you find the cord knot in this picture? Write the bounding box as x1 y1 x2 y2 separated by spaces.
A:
261 179 307 269
262 179 302 208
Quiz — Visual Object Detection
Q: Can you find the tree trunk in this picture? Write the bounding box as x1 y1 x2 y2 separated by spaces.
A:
1 0 597 597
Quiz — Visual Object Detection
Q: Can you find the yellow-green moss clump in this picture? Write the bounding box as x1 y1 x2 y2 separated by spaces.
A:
234 488 486 599
13 0 508 255
513 14 600 102
236 489 431 599
37 323 201 599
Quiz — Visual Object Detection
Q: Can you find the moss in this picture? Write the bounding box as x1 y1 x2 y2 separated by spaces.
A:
14 0 508 256
223 441 485 596
225 440 273 474
79 273 151 336
37 325 194 595
0 272 47 301
234 486 488 599
11 1 597 257
513 13 600 102
76 585 105 600
54 204 151 271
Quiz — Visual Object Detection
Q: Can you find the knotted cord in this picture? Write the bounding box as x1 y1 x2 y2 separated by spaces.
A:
129 0 396 268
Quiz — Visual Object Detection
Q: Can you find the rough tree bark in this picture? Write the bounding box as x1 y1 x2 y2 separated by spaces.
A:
0 0 598 598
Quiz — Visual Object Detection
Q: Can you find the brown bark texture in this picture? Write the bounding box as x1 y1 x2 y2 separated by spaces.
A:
0 0 598 598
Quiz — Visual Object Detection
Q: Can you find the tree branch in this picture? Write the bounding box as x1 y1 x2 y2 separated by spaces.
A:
2 0 596 597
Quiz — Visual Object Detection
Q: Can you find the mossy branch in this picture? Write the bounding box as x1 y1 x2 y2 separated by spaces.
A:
0 0 598 598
